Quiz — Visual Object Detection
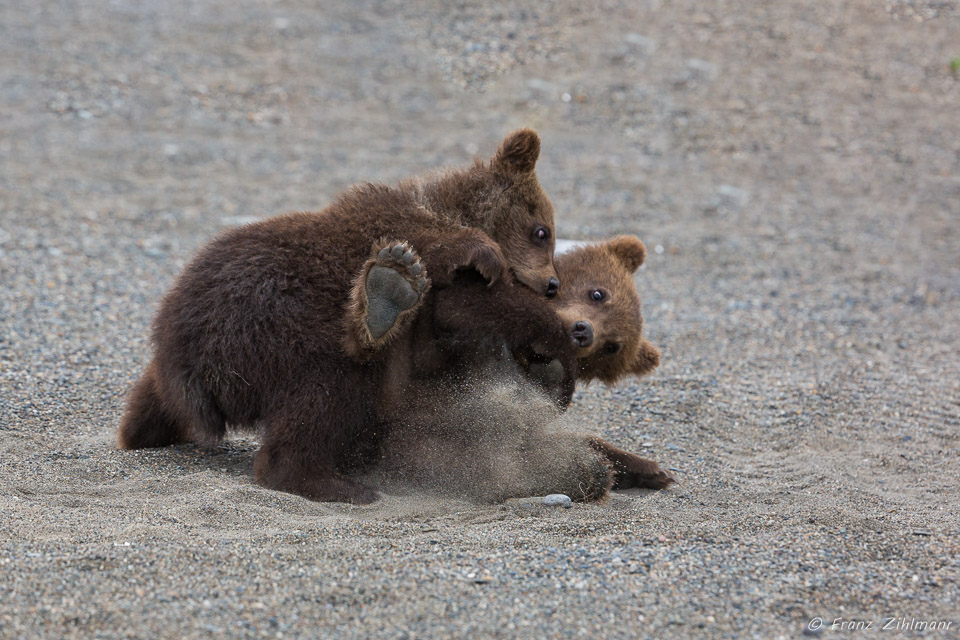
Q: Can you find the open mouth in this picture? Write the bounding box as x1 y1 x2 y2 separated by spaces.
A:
511 344 553 369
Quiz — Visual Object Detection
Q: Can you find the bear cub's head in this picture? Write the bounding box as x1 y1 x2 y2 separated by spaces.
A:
470 129 559 298
553 236 661 385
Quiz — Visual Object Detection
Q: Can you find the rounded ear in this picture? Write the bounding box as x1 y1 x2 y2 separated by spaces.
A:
493 128 540 174
606 235 647 273
632 339 661 376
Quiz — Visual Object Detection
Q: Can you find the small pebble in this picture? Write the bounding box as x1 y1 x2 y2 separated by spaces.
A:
542 494 572 508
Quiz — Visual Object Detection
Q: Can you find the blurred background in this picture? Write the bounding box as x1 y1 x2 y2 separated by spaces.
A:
2 0 957 430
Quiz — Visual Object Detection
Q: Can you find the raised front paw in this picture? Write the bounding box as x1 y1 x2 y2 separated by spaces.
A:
365 241 428 340
421 230 509 287
464 239 509 286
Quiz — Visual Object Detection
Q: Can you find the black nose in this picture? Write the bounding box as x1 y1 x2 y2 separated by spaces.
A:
545 277 560 298
571 321 594 348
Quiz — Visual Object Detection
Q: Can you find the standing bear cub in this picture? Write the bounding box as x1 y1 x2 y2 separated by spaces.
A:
118 130 561 504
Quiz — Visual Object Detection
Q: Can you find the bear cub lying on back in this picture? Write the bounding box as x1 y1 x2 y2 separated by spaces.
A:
359 236 674 501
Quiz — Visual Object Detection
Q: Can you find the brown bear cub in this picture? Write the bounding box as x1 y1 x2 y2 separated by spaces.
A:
359 236 674 501
118 130 562 504
552 236 671 491
553 235 662 385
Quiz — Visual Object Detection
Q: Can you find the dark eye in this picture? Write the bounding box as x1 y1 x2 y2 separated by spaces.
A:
532 226 550 246
590 289 605 302
604 342 621 354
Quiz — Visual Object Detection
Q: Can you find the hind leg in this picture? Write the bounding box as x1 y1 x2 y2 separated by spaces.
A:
344 240 429 358
525 432 615 502
447 429 615 503
118 361 189 449
119 359 228 449
587 436 676 490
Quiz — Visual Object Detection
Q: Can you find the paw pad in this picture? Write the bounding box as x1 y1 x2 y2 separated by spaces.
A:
365 242 428 340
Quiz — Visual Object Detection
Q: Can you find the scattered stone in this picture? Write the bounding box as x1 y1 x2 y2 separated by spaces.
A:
686 58 716 76
542 494 573 508
624 33 655 53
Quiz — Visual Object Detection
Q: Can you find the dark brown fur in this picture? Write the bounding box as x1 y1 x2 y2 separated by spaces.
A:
118 130 562 504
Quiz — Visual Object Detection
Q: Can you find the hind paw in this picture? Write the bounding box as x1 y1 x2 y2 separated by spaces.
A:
366 241 427 338
346 240 429 355
614 454 676 490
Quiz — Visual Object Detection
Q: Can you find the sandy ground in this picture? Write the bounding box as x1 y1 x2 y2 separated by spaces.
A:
2 1 959 638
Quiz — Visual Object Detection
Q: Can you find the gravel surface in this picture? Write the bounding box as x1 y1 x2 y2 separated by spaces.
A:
2 1 959 638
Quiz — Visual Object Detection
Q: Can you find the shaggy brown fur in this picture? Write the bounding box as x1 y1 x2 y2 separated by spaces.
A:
118 130 563 504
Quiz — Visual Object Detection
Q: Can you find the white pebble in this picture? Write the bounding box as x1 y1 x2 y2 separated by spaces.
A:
542 494 572 507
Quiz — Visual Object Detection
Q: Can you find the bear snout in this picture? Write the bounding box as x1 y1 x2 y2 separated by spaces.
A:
545 277 560 298
571 321 594 348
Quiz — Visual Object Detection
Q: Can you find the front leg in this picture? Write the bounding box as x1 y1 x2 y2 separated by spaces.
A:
587 436 676 490
254 376 381 504
345 239 429 358
417 228 509 287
